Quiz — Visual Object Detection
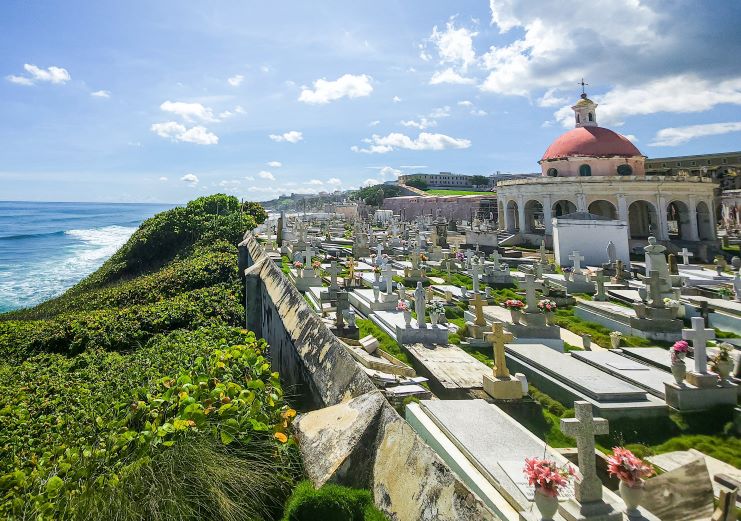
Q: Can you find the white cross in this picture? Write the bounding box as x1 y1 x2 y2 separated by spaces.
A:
524 274 538 313
327 261 341 289
560 401 609 504
682 316 715 374
304 245 313 266
645 270 664 308
490 250 501 271
539 240 547 263
569 250 585 273
382 263 394 294
469 260 482 294
679 247 694 266
375 244 383 264
592 270 609 301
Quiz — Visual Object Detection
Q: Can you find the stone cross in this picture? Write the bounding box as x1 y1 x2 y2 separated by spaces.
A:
593 270 609 301
382 263 394 294
491 322 513 378
524 274 538 313
645 270 664 308
441 256 454 282
560 401 609 504
347 258 356 283
534 261 543 280
569 250 585 274
335 291 349 329
414 281 426 329
490 250 501 271
327 261 340 290
679 247 694 266
471 292 486 327
303 244 314 267
539 240 547 264
682 316 715 374
465 249 474 268
470 259 482 294
375 244 383 264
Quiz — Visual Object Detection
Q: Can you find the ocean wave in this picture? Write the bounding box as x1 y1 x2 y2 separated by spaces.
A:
0 230 67 241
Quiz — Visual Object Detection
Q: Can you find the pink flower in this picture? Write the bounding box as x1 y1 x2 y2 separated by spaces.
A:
606 447 653 487
672 340 689 353
523 457 575 498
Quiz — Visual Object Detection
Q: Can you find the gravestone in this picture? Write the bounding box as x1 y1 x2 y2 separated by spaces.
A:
482 322 523 399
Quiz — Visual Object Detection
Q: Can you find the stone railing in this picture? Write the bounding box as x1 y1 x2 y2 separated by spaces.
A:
238 233 500 521
497 175 717 187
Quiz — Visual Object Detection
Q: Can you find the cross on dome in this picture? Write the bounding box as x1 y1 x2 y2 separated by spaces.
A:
579 77 589 98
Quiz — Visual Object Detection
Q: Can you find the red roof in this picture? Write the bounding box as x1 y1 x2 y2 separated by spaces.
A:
541 126 642 161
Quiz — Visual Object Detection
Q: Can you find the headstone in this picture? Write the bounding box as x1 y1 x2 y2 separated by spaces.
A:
682 316 715 384
327 261 341 290
593 271 609 302
539 240 548 264
679 247 694 266
559 402 621 520
469 259 482 294
382 263 394 295
644 236 671 293
569 250 585 274
491 322 513 378
490 250 502 271
523 274 538 314
471 292 486 327
645 270 665 308
414 281 426 329
335 291 348 329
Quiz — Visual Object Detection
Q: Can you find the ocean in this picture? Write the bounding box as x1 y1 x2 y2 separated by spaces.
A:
0 201 174 313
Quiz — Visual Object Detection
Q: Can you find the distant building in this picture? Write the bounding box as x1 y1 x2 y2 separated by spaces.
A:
397 171 537 190
645 151 741 191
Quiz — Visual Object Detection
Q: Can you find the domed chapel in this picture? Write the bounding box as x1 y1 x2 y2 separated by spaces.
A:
496 87 718 252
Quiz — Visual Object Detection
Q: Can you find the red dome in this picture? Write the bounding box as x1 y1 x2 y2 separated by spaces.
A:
541 126 642 161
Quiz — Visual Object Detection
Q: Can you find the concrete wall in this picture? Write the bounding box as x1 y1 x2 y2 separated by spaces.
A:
238 234 500 521
382 194 496 221
552 218 631 268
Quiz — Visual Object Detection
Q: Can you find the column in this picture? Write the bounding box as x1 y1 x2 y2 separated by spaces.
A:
656 195 669 240
517 196 526 234
616 194 628 223
543 195 553 235
709 198 718 239
688 196 700 241
503 199 513 233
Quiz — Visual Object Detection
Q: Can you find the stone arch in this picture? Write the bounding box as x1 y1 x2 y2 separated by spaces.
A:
552 199 577 217
628 200 658 239
498 200 505 231
617 164 633 176
547 167 558 177
588 112 594 122
524 199 544 233
506 199 519 233
579 164 592 177
696 201 713 240
666 200 692 240
588 200 617 220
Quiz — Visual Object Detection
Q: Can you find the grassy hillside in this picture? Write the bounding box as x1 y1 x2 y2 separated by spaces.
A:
0 194 310 520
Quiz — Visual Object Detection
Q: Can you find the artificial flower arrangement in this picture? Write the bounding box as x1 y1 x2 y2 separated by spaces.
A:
455 251 465 262
311 260 322 270
713 342 733 363
610 331 623 340
420 253 428 262
606 447 653 488
663 297 680 307
538 299 557 313
373 265 382 274
502 299 525 309
396 300 410 312
523 457 575 498
670 339 689 364
562 266 573 273
293 261 304 270
427 300 446 315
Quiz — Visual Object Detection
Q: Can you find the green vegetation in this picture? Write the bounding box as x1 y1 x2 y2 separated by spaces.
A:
552 307 654 348
358 318 411 365
282 481 387 521
351 184 402 207
0 195 315 520
405 178 428 190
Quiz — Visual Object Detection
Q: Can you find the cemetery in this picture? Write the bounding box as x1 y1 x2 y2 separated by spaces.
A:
247 203 739 520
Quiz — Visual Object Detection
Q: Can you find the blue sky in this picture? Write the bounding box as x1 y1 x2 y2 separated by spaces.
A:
2 0 741 203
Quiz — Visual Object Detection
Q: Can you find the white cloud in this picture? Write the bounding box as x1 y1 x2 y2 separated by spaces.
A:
458 100 474 107
392 96 402 103
159 176 168 182
298 73 373 104
218 106 245 119
471 109 488 116
362 178 380 187
352 132 471 154
151 121 219 145
267 161 282 167
307 179 324 185
429 68 476 85
180 173 199 186
269 131 303 143
649 122 741 147
160 100 217 122
369 120 381 127
7 64 70 85
91 90 111 98
429 21 478 71
227 74 244 86
624 134 638 143
429 106 451 118
258 171 276 180
401 117 437 130
326 178 342 186
244 175 255 181
219 179 242 188
538 88 569 107
399 165 428 169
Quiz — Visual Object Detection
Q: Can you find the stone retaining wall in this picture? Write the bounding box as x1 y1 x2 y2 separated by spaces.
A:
238 233 500 520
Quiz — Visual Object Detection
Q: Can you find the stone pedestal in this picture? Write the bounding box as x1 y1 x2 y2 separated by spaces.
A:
558 498 622 521
482 374 524 400
664 380 738 411
396 324 449 345
685 370 720 388
292 271 323 292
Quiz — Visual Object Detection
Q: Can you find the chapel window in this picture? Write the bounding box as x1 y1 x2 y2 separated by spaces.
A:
617 164 633 176
579 164 592 177
588 112 593 121
547 168 558 177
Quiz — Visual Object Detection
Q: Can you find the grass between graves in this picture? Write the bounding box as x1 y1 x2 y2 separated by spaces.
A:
551 307 656 349
357 318 411 365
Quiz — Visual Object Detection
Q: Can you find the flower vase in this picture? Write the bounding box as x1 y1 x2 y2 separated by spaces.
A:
715 359 733 379
610 335 621 349
297 268 304 278
314 268 320 278
619 480 645 516
374 272 380 283
373 287 380 302
670 360 686 385
533 489 558 520
430 312 439 326
545 312 554 326
403 310 412 328
510 309 521 325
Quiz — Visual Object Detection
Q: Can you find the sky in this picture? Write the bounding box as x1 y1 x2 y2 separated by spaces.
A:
2 0 741 203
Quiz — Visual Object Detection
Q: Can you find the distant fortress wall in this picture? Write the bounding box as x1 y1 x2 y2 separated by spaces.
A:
382 194 497 221
238 233 500 521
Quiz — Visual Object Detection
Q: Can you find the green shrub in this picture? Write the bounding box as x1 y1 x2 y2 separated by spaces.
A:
282 481 387 521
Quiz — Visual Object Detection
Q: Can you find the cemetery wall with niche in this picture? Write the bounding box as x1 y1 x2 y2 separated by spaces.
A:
237 233 501 521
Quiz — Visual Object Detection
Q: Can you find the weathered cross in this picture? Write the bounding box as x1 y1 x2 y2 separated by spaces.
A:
465 249 474 268
645 270 664 308
560 401 609 504
524 273 538 313
682 316 715 374
327 261 341 290
539 240 547 264
335 291 349 329
569 250 585 273
490 250 501 271
441 255 454 283
679 247 694 266
592 270 609 301
303 245 314 268
469 259 482 294
382 263 394 294
471 292 487 327
375 244 383 264
491 321 513 378
346 258 356 283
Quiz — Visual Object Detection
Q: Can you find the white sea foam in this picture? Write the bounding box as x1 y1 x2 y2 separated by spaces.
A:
0 225 137 312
